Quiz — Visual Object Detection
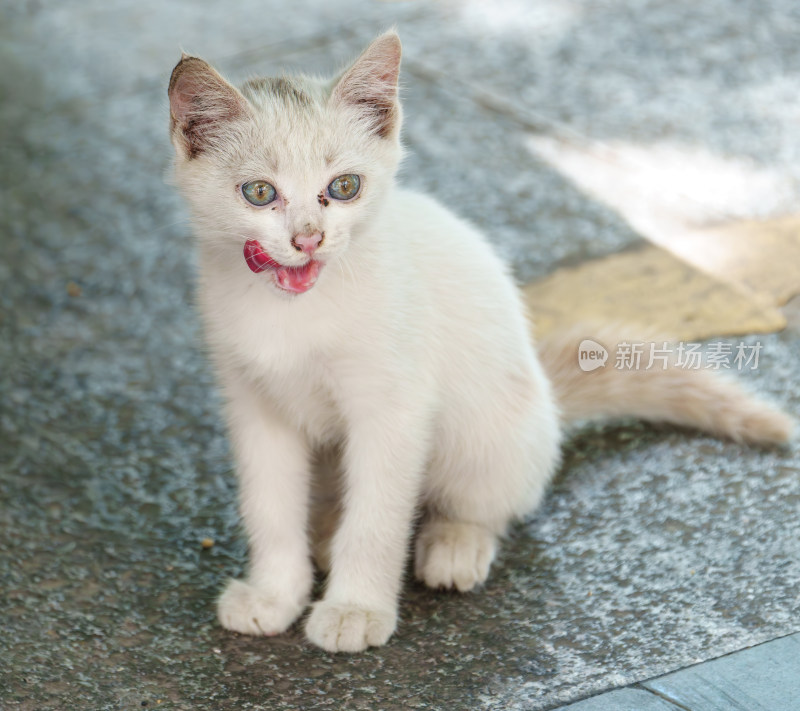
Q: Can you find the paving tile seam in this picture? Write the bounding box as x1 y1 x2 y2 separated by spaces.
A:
21 7 436 118
636 685 693 711
558 632 800 710
21 32 348 123
208 3 444 72
404 57 566 137
657 628 800 672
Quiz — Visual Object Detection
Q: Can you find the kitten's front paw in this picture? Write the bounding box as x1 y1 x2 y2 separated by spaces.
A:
304 601 396 653
217 579 305 636
414 520 497 592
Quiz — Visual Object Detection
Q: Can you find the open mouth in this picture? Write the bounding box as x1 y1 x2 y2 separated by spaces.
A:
243 238 321 294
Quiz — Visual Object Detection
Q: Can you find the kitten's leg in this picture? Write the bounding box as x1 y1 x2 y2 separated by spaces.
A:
416 375 561 592
217 378 313 636
304 408 431 653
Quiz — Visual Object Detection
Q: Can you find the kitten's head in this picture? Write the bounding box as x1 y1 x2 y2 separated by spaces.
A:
168 32 403 294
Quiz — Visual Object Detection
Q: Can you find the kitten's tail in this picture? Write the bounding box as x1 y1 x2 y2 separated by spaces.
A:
536 324 795 445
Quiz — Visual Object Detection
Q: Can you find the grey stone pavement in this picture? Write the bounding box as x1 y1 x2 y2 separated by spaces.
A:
2 1 799 709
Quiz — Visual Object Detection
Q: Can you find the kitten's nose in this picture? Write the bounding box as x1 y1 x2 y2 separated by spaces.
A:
291 232 323 255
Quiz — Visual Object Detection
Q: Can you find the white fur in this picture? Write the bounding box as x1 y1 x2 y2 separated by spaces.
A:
168 33 792 653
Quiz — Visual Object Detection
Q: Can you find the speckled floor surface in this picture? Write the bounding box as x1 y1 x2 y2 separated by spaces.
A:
2 2 799 710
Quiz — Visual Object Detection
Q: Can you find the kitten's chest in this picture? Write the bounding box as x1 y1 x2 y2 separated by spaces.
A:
202 277 347 442
236 335 344 444
260 362 342 444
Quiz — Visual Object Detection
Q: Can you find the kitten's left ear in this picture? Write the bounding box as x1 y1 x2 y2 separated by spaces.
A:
168 54 250 159
331 31 402 139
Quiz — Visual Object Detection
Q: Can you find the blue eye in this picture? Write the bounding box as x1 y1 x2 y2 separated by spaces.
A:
242 180 277 206
328 174 361 201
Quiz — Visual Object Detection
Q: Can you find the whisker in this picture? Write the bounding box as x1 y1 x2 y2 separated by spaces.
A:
149 216 192 235
340 252 359 290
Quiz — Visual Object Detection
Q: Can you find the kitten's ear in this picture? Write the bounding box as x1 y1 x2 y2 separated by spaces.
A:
331 32 402 139
167 54 249 159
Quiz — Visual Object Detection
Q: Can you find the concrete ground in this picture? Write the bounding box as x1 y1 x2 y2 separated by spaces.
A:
2 1 799 709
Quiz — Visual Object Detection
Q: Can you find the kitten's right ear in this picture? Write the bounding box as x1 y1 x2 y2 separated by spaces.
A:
167 55 249 159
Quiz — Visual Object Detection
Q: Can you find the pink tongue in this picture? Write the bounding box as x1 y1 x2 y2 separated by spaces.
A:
243 238 279 272
243 238 320 293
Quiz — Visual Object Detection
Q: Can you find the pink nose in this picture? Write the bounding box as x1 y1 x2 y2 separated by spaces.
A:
291 232 323 255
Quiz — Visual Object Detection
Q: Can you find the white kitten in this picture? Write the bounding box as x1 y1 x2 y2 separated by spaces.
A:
167 32 793 653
